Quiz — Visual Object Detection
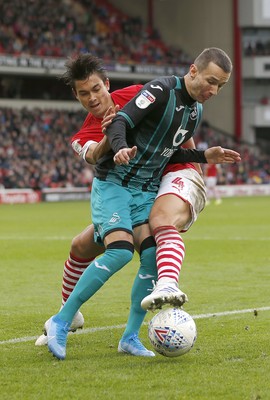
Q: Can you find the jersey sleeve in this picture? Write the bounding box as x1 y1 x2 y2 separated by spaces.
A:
116 79 170 128
111 85 143 107
169 148 207 163
70 119 104 158
71 85 143 157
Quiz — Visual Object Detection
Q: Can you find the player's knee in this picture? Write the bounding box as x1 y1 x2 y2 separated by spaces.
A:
106 240 134 267
174 211 192 232
149 211 166 232
70 233 83 255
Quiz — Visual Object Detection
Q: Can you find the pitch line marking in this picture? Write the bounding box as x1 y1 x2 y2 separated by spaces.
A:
0 236 269 241
0 306 269 346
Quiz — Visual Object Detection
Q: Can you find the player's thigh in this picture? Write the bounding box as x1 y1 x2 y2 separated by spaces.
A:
71 224 104 259
150 194 191 232
131 190 155 250
151 169 206 232
91 179 134 243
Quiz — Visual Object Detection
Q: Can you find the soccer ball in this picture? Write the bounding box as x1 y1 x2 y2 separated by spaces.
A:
148 308 197 357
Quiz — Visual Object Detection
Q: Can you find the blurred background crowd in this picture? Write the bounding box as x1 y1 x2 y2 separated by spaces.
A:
0 0 191 65
0 0 269 190
1 108 269 190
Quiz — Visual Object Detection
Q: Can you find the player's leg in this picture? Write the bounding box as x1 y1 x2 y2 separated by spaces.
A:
141 194 189 310
35 225 104 346
118 224 157 357
141 169 206 311
62 225 104 306
47 230 134 360
46 180 135 359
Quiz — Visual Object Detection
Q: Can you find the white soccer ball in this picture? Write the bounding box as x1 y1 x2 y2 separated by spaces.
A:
148 308 197 357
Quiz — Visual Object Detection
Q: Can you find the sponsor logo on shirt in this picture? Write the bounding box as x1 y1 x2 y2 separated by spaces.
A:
161 147 174 158
135 90 156 109
173 126 189 146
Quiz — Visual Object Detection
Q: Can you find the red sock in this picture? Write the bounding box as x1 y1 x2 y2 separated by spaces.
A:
61 253 94 305
154 225 185 283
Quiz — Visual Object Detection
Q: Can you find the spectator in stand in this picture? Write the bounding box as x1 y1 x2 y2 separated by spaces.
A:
0 106 269 189
204 164 222 205
0 0 192 67
0 107 92 189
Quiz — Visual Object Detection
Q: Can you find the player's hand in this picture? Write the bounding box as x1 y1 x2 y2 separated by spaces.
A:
114 146 137 165
205 146 241 164
102 104 120 133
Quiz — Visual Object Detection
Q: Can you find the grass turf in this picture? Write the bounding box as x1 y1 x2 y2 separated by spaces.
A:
0 197 269 399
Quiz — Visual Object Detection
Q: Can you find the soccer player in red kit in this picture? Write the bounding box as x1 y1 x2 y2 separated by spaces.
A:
36 55 155 355
36 52 240 358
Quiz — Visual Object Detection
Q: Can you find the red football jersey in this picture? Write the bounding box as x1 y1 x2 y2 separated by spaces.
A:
205 164 218 177
163 162 196 175
71 85 142 157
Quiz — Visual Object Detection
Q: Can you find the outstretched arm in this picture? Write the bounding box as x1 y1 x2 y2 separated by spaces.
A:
204 146 241 163
169 146 241 165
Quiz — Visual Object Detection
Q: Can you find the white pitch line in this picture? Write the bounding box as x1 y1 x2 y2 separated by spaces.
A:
1 306 270 346
192 306 270 319
0 236 71 241
0 236 268 241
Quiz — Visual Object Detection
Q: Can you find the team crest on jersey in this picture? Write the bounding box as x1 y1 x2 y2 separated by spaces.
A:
190 106 198 120
72 139 82 154
135 90 156 109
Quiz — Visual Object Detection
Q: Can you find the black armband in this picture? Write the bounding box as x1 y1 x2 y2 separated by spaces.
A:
169 148 207 164
105 116 128 153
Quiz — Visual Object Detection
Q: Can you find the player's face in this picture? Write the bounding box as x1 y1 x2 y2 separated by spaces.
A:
188 62 231 104
73 74 113 118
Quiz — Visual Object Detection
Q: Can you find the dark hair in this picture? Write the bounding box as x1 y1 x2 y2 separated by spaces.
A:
61 53 108 90
194 47 232 73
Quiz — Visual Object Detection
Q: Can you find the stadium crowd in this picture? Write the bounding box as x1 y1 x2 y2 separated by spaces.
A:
0 0 191 66
0 107 94 190
0 1 269 189
195 122 270 186
0 107 269 190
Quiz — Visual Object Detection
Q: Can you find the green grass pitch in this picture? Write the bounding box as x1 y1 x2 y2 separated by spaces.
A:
0 197 269 399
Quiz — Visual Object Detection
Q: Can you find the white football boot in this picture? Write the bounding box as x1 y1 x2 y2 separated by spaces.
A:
35 311 84 346
141 279 188 311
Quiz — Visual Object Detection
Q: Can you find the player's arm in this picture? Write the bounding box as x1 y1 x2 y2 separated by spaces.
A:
170 146 241 164
85 137 111 164
181 137 203 175
105 115 137 164
105 80 168 165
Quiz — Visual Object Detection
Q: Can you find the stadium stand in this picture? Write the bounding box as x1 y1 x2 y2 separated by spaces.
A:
195 121 270 185
0 106 269 189
0 107 93 189
0 0 269 190
0 0 191 66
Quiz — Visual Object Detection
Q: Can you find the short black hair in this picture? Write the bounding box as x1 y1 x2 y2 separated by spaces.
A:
61 53 108 90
